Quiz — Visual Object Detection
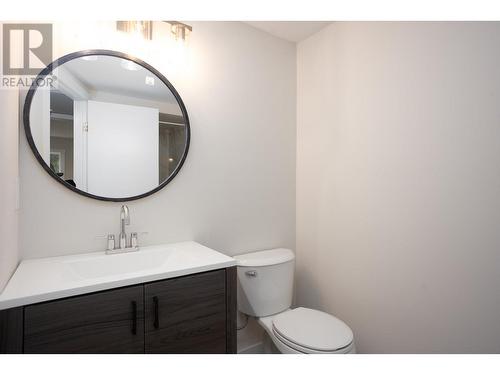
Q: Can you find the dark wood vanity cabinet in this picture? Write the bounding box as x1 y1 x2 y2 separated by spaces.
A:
24 285 145 353
145 270 227 353
0 268 237 354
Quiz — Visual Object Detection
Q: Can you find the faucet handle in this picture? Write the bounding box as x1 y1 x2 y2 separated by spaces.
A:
106 234 115 250
95 234 116 250
130 232 148 248
130 232 138 248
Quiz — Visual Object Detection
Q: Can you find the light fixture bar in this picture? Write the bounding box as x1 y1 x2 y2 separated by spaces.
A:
116 21 193 44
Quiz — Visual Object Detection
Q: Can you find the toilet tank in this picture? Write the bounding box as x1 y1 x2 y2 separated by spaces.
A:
233 248 295 317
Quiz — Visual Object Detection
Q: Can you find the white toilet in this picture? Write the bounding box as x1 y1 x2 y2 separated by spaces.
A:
234 248 355 354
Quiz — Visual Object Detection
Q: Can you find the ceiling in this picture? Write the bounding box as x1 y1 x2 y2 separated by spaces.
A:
245 21 331 42
60 55 178 104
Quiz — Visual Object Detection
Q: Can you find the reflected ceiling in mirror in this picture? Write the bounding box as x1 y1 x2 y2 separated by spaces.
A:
24 50 190 201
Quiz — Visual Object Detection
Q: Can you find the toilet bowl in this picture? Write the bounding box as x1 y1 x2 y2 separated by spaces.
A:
258 308 355 354
234 248 355 354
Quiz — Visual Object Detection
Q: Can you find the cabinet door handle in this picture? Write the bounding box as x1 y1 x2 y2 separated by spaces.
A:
131 301 137 335
153 296 159 329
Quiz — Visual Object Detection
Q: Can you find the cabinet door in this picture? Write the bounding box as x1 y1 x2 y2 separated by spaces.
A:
24 286 144 353
145 270 226 353
0 307 23 353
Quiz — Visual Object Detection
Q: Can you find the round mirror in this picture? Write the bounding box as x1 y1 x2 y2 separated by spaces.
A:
24 50 190 201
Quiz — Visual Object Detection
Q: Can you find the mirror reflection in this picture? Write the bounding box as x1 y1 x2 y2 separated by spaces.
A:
28 53 189 200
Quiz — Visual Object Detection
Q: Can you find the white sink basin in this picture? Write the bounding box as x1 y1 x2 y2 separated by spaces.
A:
65 247 174 279
0 241 236 310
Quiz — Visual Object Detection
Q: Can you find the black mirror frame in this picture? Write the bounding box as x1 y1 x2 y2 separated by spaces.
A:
23 49 191 202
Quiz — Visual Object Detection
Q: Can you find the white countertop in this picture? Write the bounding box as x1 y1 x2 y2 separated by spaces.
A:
0 241 236 310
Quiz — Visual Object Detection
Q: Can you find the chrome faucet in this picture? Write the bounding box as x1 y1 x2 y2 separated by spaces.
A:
119 205 130 249
103 205 143 255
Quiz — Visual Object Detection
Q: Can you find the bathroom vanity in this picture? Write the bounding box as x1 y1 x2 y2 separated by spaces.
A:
6 50 239 354
0 242 237 354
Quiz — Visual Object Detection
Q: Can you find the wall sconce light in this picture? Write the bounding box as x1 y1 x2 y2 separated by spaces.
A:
165 21 192 43
116 21 153 40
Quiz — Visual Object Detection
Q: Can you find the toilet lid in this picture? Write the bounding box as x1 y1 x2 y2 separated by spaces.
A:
272 308 353 352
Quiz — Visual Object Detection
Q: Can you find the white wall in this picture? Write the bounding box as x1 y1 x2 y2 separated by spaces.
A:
0 24 20 291
19 22 296 260
296 22 500 353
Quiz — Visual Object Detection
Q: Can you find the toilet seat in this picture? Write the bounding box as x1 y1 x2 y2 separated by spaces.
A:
270 307 354 354
272 326 354 354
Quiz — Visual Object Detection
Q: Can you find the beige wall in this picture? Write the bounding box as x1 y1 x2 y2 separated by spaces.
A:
19 21 296 259
296 22 500 353
0 24 20 291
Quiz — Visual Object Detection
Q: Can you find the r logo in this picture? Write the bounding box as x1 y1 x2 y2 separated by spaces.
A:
2 23 52 75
